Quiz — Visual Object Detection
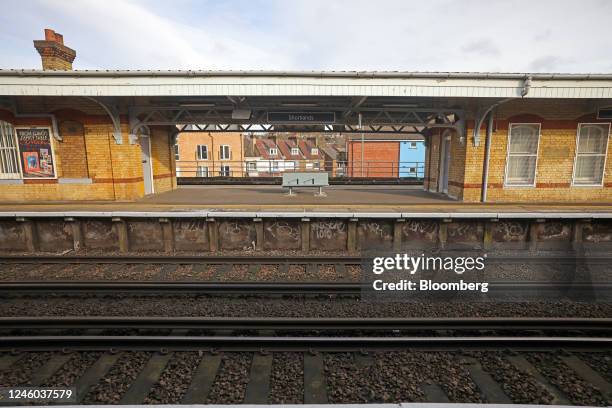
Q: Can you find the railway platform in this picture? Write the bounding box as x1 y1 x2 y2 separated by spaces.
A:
1 185 612 214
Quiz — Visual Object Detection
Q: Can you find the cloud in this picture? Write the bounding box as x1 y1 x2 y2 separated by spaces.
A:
0 0 611 73
461 39 500 56
528 56 571 72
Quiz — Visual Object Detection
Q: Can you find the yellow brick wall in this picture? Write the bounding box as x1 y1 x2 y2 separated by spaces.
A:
56 121 88 178
150 127 176 194
425 129 466 199
0 120 177 202
425 99 612 203
470 125 612 202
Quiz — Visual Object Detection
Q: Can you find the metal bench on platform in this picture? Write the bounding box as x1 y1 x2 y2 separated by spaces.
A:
282 172 329 196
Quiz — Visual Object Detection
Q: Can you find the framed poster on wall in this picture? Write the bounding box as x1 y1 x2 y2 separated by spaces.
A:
15 127 56 179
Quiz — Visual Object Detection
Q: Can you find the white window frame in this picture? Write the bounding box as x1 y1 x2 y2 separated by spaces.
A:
409 142 417 149
291 147 299 155
0 121 21 179
247 161 257 171
311 147 319 155
571 122 610 187
269 147 278 156
196 144 208 160
196 166 208 177
503 123 541 188
174 143 180 161
220 165 231 176
220 145 231 160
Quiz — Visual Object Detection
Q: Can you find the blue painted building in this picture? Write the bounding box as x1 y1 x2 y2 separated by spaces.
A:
399 139 426 178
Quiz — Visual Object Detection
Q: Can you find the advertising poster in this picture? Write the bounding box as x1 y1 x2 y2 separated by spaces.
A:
15 127 55 178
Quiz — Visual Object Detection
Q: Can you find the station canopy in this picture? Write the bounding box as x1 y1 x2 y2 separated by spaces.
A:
2 69 612 143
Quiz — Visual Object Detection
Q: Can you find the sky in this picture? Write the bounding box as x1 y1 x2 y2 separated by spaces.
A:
1 0 612 73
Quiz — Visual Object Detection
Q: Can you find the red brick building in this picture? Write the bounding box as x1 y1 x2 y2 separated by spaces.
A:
347 135 425 178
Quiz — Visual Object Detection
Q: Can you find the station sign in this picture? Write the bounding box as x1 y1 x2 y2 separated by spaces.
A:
267 112 336 124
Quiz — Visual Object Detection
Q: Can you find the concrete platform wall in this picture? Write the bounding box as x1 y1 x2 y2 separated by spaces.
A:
0 213 610 254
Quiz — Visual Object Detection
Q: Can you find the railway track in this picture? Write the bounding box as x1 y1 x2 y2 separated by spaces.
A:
0 343 611 404
2 316 609 331
0 255 362 264
1 281 609 296
0 317 610 351
1 254 610 264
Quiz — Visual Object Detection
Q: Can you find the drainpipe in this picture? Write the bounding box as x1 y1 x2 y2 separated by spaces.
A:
480 111 495 203
479 75 532 202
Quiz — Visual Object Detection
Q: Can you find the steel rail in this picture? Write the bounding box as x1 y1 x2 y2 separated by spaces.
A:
1 335 609 351
0 255 362 264
1 255 610 264
0 281 610 295
0 282 360 294
1 316 609 332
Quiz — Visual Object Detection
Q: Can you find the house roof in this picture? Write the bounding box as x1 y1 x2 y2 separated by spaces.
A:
347 134 425 141
299 139 323 160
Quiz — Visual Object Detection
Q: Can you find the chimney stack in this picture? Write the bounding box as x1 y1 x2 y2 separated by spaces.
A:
33 29 76 70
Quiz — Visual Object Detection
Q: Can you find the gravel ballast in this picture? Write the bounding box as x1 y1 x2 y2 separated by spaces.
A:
1 295 609 318
205 353 252 404
0 351 609 405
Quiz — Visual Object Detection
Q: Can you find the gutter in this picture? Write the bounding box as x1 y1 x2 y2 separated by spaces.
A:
1 69 612 81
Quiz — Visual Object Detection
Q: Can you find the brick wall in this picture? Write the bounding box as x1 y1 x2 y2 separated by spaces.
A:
56 121 88 178
431 100 612 203
0 108 176 202
151 127 176 193
176 132 245 177
347 141 400 177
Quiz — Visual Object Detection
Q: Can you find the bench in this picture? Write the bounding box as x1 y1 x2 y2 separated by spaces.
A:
282 172 329 196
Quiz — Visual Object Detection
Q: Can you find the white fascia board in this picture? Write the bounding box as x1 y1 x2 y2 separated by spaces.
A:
1 75 612 98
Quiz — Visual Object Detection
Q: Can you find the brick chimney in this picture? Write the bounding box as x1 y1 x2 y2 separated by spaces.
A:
33 29 76 70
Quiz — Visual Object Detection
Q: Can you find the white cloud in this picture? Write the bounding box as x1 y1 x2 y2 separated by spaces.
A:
1 0 611 72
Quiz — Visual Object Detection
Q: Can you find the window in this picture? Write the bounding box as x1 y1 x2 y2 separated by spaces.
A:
174 143 180 161
311 147 319 155
269 147 278 156
0 121 20 179
196 145 208 160
272 161 279 172
409 142 417 149
220 165 231 176
313 162 320 170
220 145 231 160
409 167 416 173
504 123 541 186
573 123 610 185
291 147 299 155
196 166 208 177
247 162 257 171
